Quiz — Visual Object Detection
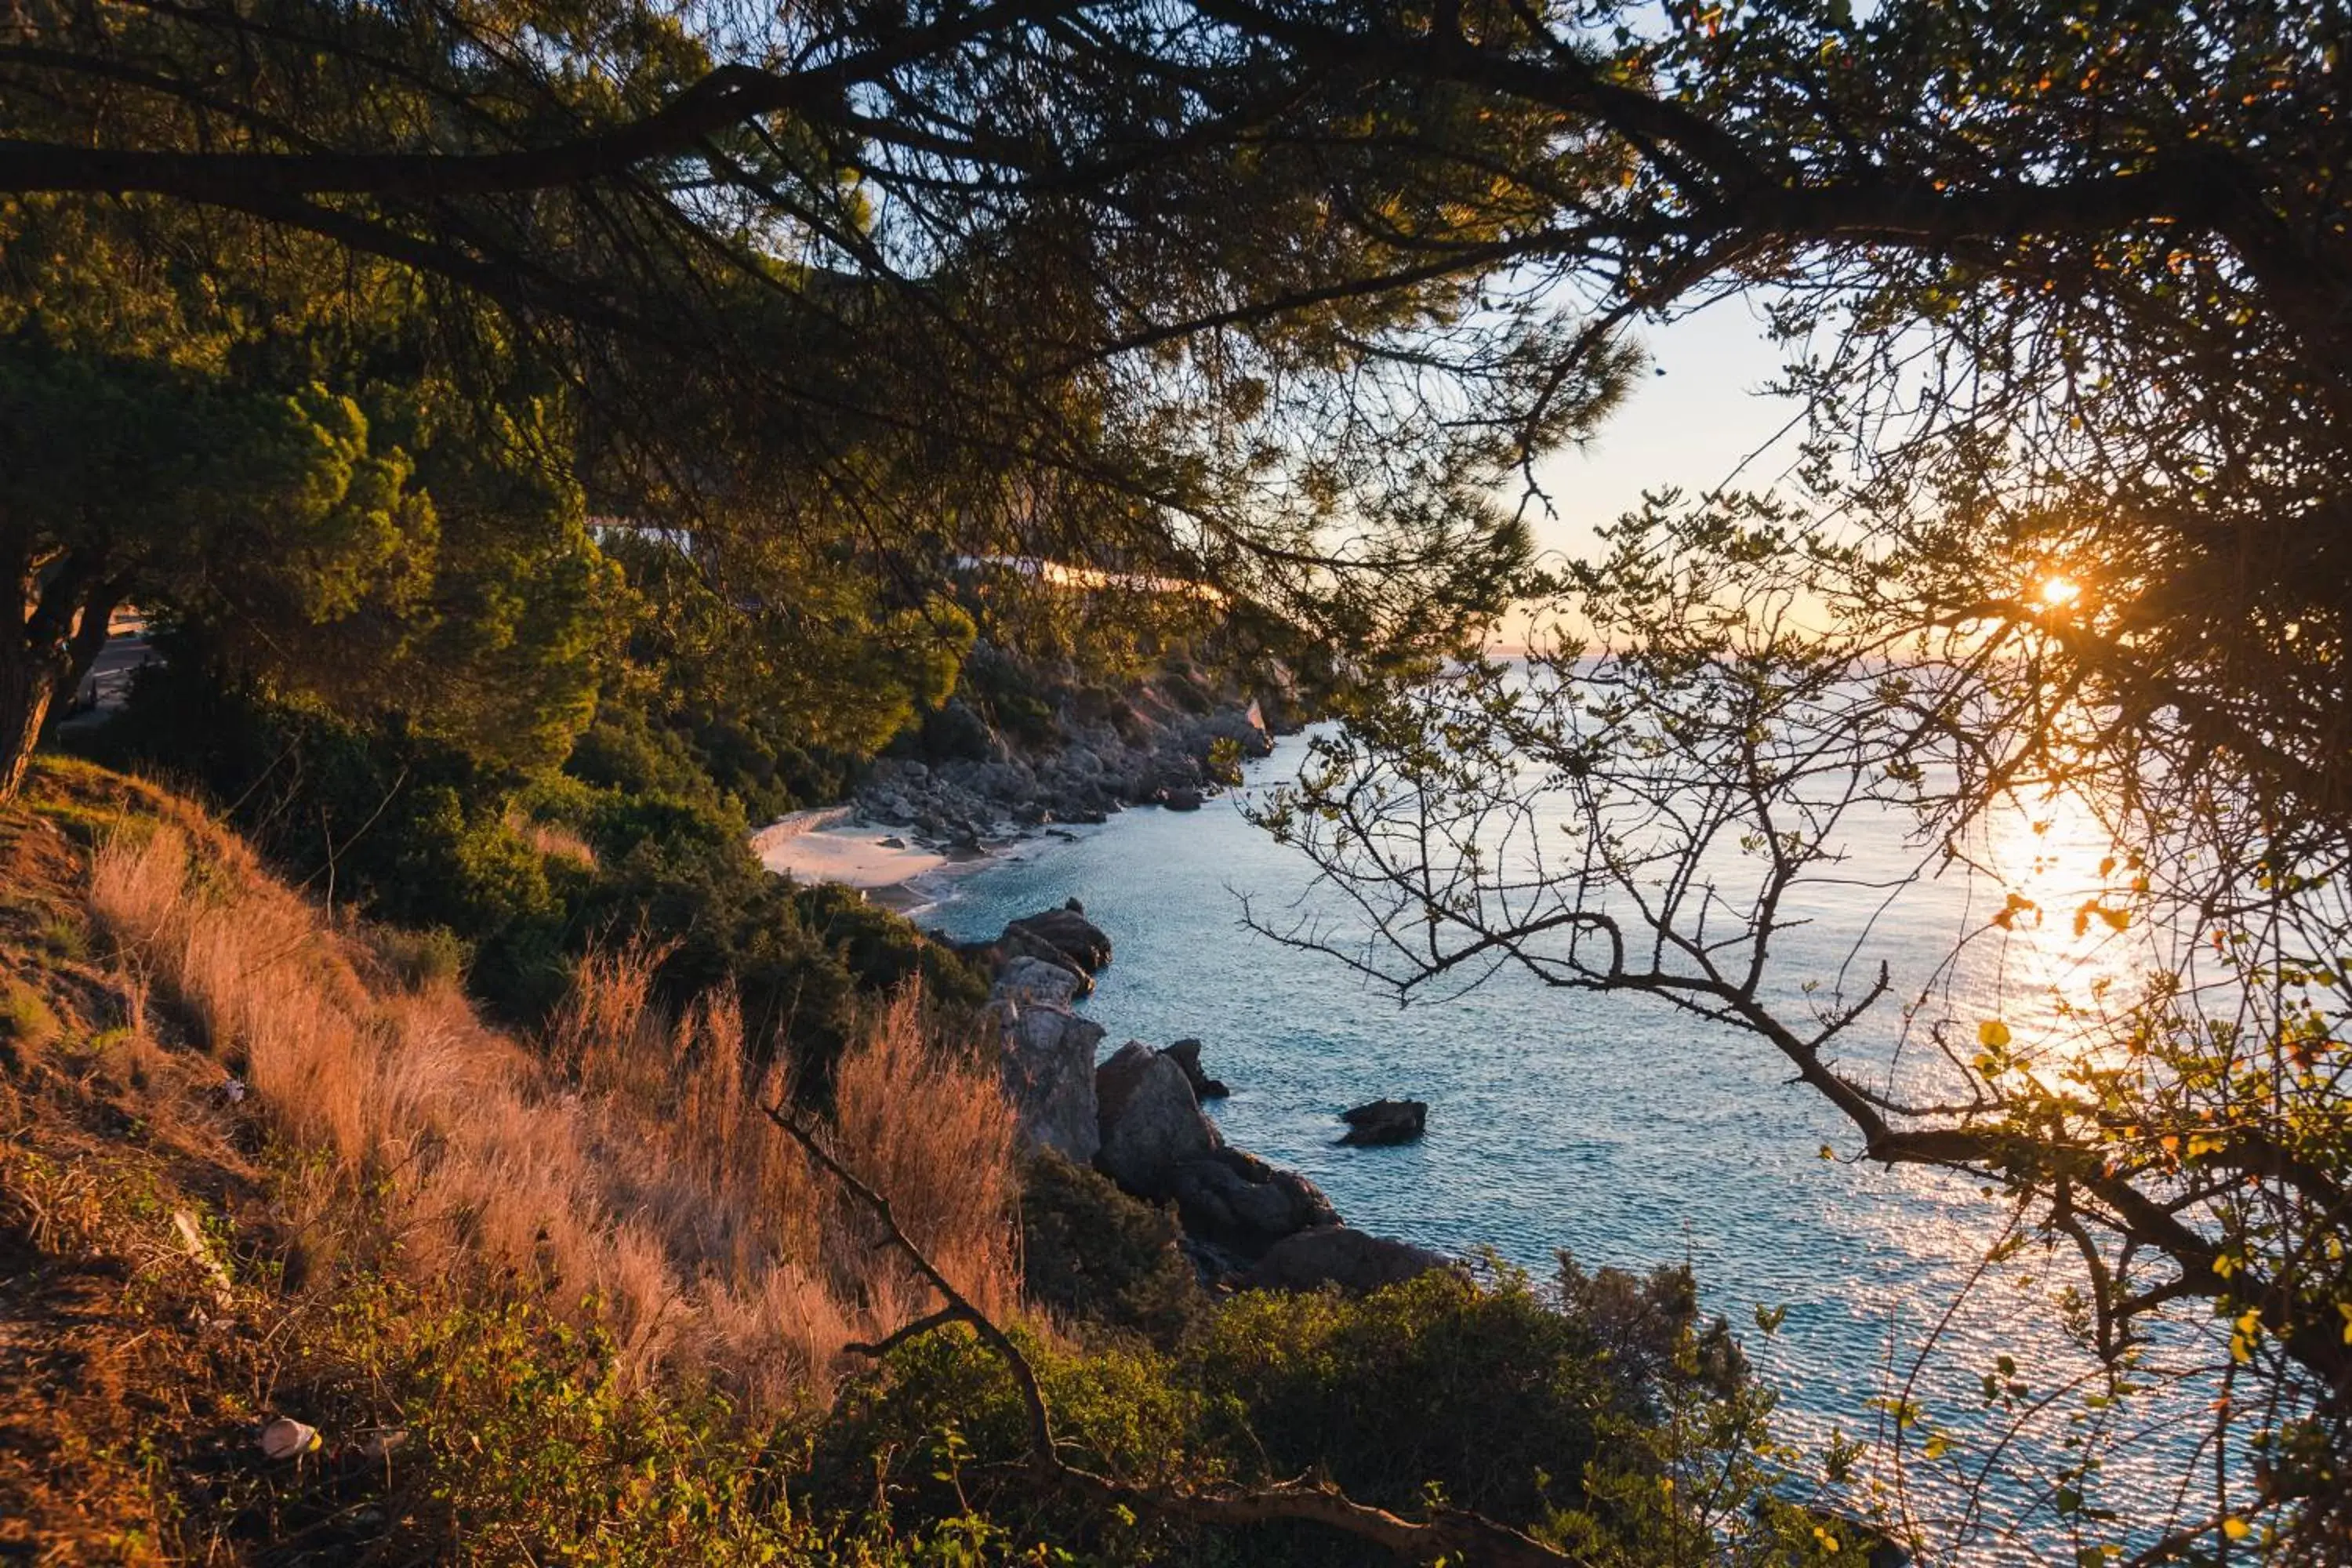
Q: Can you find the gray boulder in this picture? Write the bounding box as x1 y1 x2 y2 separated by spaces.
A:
1240 1226 1451 1294
993 955 1085 1011
1005 908 1114 974
1094 1041 1218 1196
1165 1147 1338 1255
997 925 1092 995
999 1001 1105 1163
1162 1037 1229 1099
1338 1098 1427 1146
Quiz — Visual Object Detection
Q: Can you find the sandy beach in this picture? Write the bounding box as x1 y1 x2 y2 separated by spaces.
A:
750 807 967 910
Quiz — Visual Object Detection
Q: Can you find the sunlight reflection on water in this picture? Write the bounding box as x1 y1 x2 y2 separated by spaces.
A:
930 728 2212 1562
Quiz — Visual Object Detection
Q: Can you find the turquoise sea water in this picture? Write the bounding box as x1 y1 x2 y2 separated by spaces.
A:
924 725 2212 1560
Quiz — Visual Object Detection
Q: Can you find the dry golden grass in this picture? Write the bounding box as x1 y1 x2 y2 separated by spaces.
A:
86 823 1018 1411
509 813 599 868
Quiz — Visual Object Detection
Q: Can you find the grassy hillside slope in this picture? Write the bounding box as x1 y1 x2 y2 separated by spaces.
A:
0 758 1849 1568
0 757 1014 1563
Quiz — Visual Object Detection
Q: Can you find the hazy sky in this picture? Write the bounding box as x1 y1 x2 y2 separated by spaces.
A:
1518 294 1811 564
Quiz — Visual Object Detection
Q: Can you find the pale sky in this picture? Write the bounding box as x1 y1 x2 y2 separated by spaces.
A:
1518 294 1810 564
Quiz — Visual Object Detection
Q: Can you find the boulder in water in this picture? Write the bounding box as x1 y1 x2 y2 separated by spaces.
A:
1338 1098 1427 1146
1004 907 1113 974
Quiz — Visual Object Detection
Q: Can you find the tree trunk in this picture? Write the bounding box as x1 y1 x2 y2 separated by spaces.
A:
2 547 118 800
0 634 56 800
45 583 124 731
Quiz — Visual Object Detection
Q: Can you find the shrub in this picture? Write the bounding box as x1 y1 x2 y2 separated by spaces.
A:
1194 1268 1608 1524
789 883 989 1015
0 978 61 1062
808 1324 1218 1560
1205 735 1245 786
1018 1151 1206 1346
914 696 995 763
369 924 470 992
961 644 1062 749
812 1260 1812 1568
296 1287 822 1566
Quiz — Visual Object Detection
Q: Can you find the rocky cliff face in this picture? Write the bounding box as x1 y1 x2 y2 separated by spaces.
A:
978 905 1453 1296
854 677 1283 850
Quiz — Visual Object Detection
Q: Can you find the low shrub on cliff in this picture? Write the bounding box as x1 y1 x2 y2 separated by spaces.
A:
813 1259 1834 1567
1018 1150 1207 1346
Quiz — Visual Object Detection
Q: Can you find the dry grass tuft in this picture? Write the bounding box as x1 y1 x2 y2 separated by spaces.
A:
509 813 599 868
86 824 1018 1410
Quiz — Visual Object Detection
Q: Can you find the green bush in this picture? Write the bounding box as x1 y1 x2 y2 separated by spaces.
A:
812 1259 1828 1568
809 1324 1223 1562
0 980 62 1061
1195 1269 1606 1523
370 925 470 992
1018 1151 1207 1347
960 644 1061 750
267 1283 1065 1567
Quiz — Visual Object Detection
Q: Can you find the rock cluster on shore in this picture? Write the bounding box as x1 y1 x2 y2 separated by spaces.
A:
979 907 1451 1295
855 682 1280 852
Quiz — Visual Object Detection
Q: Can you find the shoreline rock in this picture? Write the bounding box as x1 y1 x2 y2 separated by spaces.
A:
1166 1145 1339 1258
1240 1226 1453 1294
990 956 1105 1163
1338 1098 1427 1146
1094 1041 1219 1195
984 909 1451 1294
1091 1039 1343 1265
1163 1037 1229 1099
851 677 1280 855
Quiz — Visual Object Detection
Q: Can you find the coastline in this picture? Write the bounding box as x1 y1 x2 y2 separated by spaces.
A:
755 680 1289 914
752 805 1094 916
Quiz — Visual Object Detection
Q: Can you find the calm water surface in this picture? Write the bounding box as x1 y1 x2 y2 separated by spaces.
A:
924 726 2209 1559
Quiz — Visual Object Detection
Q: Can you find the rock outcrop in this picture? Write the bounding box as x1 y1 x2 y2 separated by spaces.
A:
1006 908 1112 975
992 961 1105 1163
853 672 1282 851
1094 1041 1218 1194
1092 1040 1338 1260
985 918 1431 1292
1166 1146 1338 1257
994 955 1085 1011
963 907 1114 998
1240 1226 1453 1294
1162 1037 1229 1099
1338 1098 1427 1146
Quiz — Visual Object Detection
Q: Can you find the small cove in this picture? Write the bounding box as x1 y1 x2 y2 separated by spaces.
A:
927 725 2212 1561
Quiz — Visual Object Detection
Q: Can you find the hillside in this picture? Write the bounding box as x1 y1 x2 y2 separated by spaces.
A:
0 757 1014 1562
0 757 1836 1567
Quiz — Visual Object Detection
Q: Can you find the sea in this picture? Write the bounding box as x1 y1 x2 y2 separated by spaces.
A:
923 723 2222 1562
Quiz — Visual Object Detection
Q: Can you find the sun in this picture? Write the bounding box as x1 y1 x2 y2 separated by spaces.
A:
2036 575 2083 610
